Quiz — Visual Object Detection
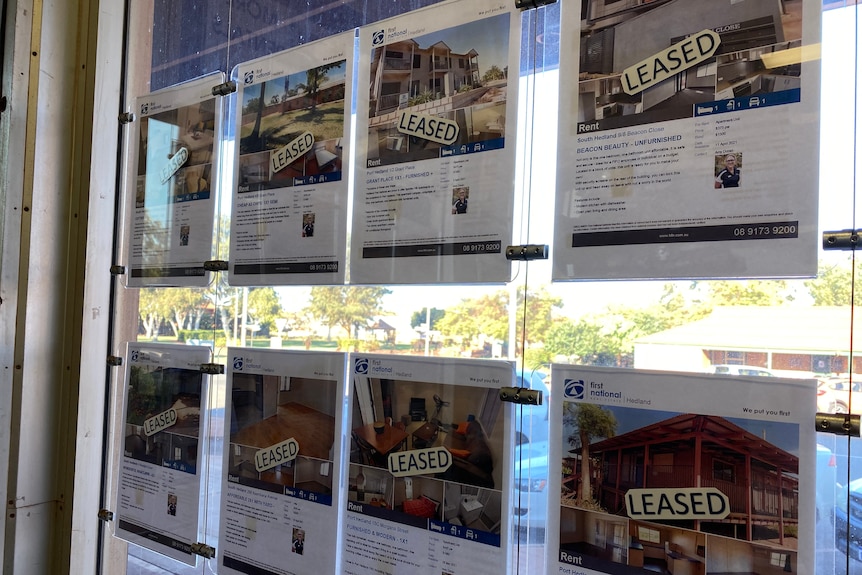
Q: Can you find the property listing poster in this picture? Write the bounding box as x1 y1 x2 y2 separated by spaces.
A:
126 73 223 287
553 0 821 279
548 366 815 575
115 343 211 565
343 355 515 575
217 349 348 575
350 0 521 284
228 33 353 286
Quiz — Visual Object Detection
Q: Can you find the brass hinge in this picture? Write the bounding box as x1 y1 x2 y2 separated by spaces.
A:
212 81 237 96
107 356 123 367
203 260 229 272
97 509 114 522
191 542 216 558
200 363 225 375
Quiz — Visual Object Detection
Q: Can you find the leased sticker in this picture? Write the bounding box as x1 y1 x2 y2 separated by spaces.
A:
143 408 177 436
626 487 730 520
271 131 315 173
397 112 459 146
255 438 300 472
622 30 720 95
388 447 452 477
160 147 189 184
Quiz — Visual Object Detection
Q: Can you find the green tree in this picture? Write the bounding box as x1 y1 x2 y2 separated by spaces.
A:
304 63 340 112
546 318 613 364
410 307 446 330
159 288 208 337
620 283 711 336
805 259 858 305
517 287 563 348
206 214 241 343
139 288 171 339
563 403 617 502
242 95 262 116
436 291 508 344
482 64 505 83
247 287 283 334
697 279 792 306
306 286 390 340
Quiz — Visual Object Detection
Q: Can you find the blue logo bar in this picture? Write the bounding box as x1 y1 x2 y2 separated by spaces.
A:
440 137 505 158
694 88 801 117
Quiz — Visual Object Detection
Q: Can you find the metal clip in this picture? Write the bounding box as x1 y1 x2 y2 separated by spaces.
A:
815 412 861 436
203 260 229 272
505 244 549 261
499 387 542 405
191 542 216 559
515 0 557 9
110 265 126 275
200 363 225 375
98 509 114 522
106 356 123 367
212 81 237 96
118 112 135 124
823 230 861 251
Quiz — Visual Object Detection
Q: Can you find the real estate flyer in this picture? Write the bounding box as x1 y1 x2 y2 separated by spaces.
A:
548 365 814 575
552 0 820 279
217 349 347 575
126 73 222 287
343 355 515 575
350 0 520 284
228 33 353 286
115 343 211 565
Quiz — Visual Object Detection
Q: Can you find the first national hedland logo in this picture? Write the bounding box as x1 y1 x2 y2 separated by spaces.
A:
372 30 385 46
355 358 369 374
564 379 585 399
233 357 244 371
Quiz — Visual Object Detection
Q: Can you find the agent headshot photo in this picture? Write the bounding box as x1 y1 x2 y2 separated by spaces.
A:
715 153 741 188
302 213 315 237
292 528 305 555
451 186 469 214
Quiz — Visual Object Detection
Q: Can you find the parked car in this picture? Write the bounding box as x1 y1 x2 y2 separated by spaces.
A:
817 378 860 414
513 369 550 533
709 364 777 377
836 477 862 560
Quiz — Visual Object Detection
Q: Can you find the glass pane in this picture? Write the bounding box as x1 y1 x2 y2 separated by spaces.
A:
100 0 861 574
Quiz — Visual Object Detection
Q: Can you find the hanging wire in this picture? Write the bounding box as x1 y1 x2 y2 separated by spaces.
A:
96 0 134 572
514 5 543 573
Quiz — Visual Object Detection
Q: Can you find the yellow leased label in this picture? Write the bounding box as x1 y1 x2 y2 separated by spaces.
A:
143 408 177 437
397 112 460 145
271 131 315 173
255 437 300 472
388 447 452 477
625 487 730 520
622 30 720 95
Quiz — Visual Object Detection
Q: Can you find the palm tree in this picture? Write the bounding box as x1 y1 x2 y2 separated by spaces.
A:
564 403 617 502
